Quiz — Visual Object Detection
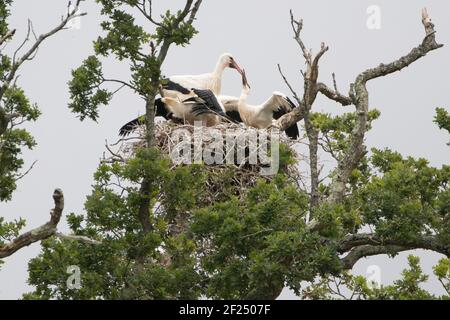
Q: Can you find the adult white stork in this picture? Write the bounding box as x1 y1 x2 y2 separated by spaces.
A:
162 53 244 100
119 90 236 136
119 53 243 136
229 70 299 139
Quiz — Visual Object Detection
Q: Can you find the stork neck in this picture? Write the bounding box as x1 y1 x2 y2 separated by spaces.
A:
238 87 249 110
213 58 227 78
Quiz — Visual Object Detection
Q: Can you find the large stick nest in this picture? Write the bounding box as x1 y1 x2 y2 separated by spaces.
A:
113 120 304 199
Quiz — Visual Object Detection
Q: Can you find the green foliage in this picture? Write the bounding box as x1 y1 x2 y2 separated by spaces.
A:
0 128 37 201
23 146 342 299
26 148 206 299
311 109 381 160
434 107 450 145
130 55 161 94
3 87 40 121
0 87 41 202
68 56 112 121
68 0 199 120
0 0 41 201
433 258 450 295
1 47 41 201
12 0 448 301
0 1 41 271
358 149 449 244
0 216 26 245
25 105 450 299
0 0 12 37
94 10 150 60
434 107 450 133
313 203 362 238
154 10 198 46
302 255 449 300
190 176 322 299
0 216 26 270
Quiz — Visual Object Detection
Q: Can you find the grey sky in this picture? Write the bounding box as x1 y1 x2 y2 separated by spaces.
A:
0 0 449 299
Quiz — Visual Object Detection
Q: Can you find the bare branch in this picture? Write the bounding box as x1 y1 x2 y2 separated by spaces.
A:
0 189 64 258
289 10 310 63
13 20 33 65
0 0 87 101
187 0 203 25
156 0 201 63
316 82 353 106
177 0 195 24
15 160 37 181
55 232 101 245
137 0 163 27
338 233 450 269
328 8 443 204
275 11 328 132
102 77 138 93
340 244 407 270
305 119 319 209
277 64 302 105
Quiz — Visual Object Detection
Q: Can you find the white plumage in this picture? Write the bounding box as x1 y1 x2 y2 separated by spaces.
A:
163 92 240 126
237 74 294 129
163 53 244 101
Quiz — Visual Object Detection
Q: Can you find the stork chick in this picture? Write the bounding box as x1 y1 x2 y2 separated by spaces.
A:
236 70 299 139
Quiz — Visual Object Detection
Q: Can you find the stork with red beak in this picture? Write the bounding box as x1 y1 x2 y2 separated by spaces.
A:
162 53 244 99
119 53 244 136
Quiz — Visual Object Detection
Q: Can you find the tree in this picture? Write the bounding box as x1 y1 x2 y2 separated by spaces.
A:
301 255 449 300
0 1 90 263
24 5 449 300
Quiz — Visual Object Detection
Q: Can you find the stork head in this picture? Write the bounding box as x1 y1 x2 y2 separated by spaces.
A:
219 53 244 76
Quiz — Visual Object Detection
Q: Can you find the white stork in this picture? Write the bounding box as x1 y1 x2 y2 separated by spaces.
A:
119 53 244 136
119 90 236 136
229 70 299 139
162 53 244 100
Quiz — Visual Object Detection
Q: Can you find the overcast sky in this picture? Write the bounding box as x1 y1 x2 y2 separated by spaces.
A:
0 0 449 299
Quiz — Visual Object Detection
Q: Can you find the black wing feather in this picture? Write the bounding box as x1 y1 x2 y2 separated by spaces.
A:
119 116 145 137
119 99 171 137
272 96 300 139
191 89 238 123
226 110 242 123
162 79 191 95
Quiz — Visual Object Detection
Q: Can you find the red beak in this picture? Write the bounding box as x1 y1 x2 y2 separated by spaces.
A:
230 59 244 77
241 69 250 88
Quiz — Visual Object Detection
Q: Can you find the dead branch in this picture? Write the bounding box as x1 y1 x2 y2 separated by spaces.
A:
137 0 163 27
187 0 203 25
275 10 328 131
277 64 302 105
338 233 449 269
328 8 443 204
0 188 101 259
14 160 37 181
0 189 64 258
0 0 86 102
316 81 353 106
55 232 101 245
